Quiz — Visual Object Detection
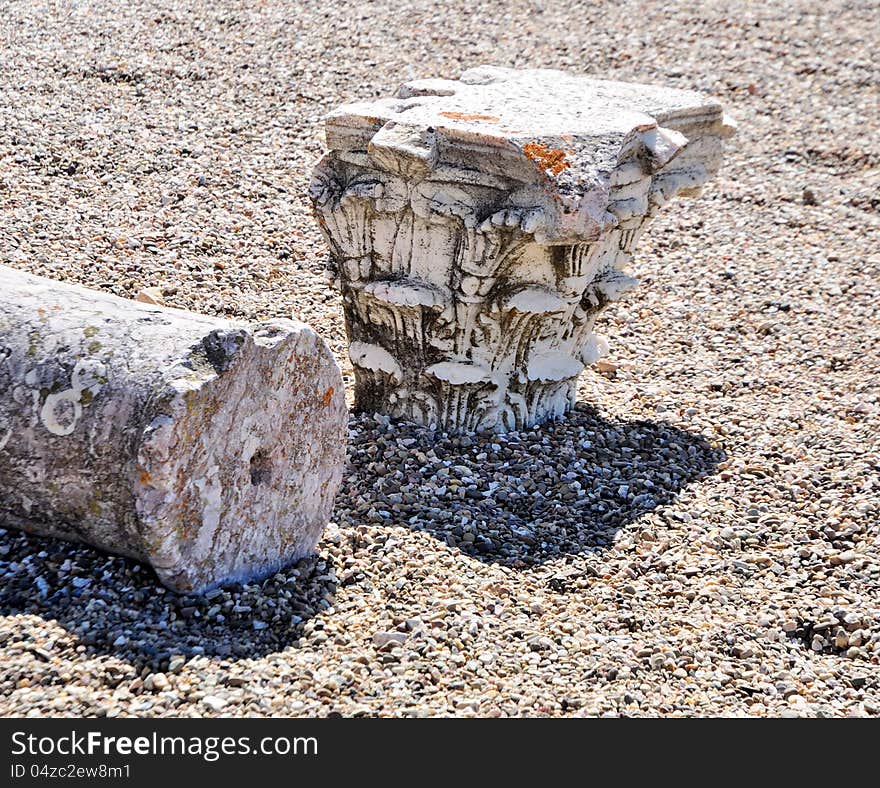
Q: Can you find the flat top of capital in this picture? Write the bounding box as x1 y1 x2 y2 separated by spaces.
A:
323 66 733 184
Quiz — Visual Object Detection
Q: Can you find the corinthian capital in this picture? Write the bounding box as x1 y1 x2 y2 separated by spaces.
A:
311 66 735 432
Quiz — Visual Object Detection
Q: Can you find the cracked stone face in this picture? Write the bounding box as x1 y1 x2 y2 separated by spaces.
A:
311 66 735 432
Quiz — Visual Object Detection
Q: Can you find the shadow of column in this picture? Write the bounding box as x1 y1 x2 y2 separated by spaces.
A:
0 540 336 671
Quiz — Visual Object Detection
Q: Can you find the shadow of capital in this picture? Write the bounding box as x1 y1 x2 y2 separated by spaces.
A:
341 402 726 568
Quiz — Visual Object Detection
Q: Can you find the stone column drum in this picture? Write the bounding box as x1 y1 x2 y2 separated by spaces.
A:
0 266 347 593
311 66 735 432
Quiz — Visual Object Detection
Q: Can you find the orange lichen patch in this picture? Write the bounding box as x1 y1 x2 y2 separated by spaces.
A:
139 471 152 485
523 142 570 176
438 111 500 122
322 386 335 407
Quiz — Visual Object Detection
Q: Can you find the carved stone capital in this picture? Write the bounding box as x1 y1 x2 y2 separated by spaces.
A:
311 67 734 432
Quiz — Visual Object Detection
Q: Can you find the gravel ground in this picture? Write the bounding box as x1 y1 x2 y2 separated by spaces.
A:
0 0 878 717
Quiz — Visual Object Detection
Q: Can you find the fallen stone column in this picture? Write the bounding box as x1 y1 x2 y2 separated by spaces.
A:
0 266 346 593
311 66 735 432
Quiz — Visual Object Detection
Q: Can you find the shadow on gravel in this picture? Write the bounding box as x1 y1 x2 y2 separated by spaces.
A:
341 403 726 569
0 533 336 671
0 403 723 671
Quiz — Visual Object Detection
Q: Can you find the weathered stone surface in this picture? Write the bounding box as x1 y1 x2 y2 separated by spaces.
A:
0 266 346 593
311 66 735 432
